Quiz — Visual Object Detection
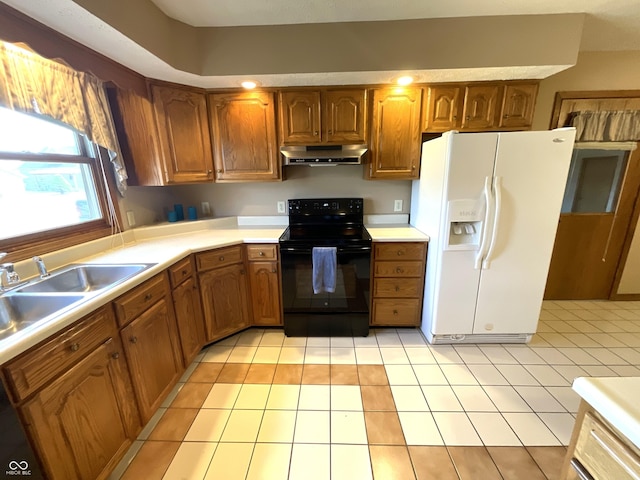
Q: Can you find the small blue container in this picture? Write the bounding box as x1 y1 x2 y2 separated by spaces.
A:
174 204 184 221
187 206 198 221
168 210 178 222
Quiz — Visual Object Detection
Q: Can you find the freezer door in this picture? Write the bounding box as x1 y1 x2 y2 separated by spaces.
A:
473 129 576 335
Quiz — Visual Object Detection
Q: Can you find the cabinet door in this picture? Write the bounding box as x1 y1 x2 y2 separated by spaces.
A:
107 87 165 186
279 91 322 144
22 337 140 480
499 84 538 129
248 261 282 326
423 86 462 132
368 87 422 179
324 89 367 143
120 299 183 422
151 85 214 183
209 91 280 181
172 276 206 367
461 85 501 130
199 263 250 342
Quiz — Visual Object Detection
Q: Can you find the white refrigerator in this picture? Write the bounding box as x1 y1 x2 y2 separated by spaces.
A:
410 128 576 344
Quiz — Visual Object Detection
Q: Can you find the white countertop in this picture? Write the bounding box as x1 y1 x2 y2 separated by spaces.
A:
573 376 640 448
0 218 428 364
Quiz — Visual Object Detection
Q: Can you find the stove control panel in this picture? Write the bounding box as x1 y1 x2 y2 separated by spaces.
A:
288 198 363 215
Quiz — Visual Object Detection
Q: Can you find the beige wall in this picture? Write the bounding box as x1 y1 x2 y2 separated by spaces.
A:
534 51 640 294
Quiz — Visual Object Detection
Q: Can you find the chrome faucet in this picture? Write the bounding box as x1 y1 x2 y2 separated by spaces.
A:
0 253 22 292
33 256 50 278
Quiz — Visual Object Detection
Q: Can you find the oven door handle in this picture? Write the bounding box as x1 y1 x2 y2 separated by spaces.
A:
280 246 372 254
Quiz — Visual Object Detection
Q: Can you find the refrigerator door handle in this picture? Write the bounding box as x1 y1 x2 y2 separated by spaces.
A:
475 176 493 269
483 176 502 269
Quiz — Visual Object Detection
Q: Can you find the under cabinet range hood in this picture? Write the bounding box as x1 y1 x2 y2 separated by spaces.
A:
281 144 367 166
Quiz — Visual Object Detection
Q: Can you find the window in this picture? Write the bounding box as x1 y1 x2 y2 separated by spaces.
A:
0 107 115 256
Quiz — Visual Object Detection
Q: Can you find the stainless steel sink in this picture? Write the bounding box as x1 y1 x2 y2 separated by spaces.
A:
16 264 154 294
0 293 86 341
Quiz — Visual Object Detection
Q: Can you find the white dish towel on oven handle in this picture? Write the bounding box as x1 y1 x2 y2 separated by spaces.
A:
312 247 337 294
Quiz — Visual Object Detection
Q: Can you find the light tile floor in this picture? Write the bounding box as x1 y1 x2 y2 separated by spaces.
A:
111 300 640 479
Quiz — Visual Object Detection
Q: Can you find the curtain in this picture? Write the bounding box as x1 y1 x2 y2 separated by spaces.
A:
569 110 640 142
0 41 128 194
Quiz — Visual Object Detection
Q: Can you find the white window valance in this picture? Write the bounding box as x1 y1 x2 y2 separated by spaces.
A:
569 110 640 142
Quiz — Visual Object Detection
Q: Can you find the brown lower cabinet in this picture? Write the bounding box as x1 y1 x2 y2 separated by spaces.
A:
246 244 282 326
197 246 251 342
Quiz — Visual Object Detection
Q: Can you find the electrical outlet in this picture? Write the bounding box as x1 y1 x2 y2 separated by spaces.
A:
394 199 403 212
201 201 211 216
277 201 286 214
126 210 136 227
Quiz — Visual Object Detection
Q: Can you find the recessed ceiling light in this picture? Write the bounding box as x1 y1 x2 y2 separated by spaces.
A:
397 76 414 86
241 81 257 89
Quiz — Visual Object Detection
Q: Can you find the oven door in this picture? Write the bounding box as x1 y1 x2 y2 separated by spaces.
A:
280 244 371 336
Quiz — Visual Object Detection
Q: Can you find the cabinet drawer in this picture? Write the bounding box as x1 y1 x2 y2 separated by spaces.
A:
113 273 167 327
3 306 118 402
196 245 243 271
374 277 423 298
246 244 278 261
574 412 640 480
374 261 424 277
372 299 421 326
169 257 193 288
374 242 427 261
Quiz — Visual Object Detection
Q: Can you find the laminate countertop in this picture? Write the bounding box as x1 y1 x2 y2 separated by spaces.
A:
0 217 428 364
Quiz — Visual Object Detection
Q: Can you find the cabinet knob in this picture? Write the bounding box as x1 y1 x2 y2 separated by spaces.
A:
272 268 277 273
313 131 319 136
259 251 264 256
207 169 213 175
111 352 120 360
328 130 333 135
503 114 510 119
130 336 138 344
144 293 152 301
396 267 403 273
397 251 403 256
412 165 416 170
466 116 470 121
393 310 398 315
240 269 245 275
219 256 224 261
217 169 223 174
182 269 188 275
395 286 400 292
453 115 457 120
70 343 80 352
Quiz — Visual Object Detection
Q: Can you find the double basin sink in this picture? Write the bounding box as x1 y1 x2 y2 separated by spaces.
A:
0 263 155 342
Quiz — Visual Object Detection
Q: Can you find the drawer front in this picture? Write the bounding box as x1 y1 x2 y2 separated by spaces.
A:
575 412 640 480
246 244 278 261
372 299 421 326
374 242 427 261
169 257 193 288
113 273 168 327
374 277 422 298
196 246 243 271
4 306 118 402
374 261 424 278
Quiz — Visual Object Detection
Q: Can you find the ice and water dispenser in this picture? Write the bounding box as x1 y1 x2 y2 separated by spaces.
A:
445 199 483 249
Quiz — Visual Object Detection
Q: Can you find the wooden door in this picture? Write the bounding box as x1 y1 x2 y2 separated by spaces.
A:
545 148 640 299
22 337 140 480
199 263 251 341
209 91 280 181
120 299 183 422
151 85 214 183
249 261 282 325
423 85 462 132
279 91 321 144
461 85 500 130
172 276 206 367
499 83 538 129
367 87 422 179
324 89 367 143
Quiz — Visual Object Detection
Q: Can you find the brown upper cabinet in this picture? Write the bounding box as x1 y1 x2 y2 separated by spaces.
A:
208 91 280 182
422 81 538 133
279 89 367 144
150 84 215 184
367 87 422 180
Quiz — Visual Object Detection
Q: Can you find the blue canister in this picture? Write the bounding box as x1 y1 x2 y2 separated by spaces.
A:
174 204 184 221
167 210 178 222
187 206 198 221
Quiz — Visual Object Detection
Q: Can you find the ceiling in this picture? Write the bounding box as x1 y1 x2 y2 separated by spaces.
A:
1 0 638 88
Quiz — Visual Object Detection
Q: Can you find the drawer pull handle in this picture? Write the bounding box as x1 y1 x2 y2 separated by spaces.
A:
144 293 152 301
569 459 594 480
393 310 398 315
397 251 403 256
130 336 138 344
70 343 80 352
219 256 224 261
259 251 264 256
182 270 188 275
112 352 120 360
396 267 403 273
